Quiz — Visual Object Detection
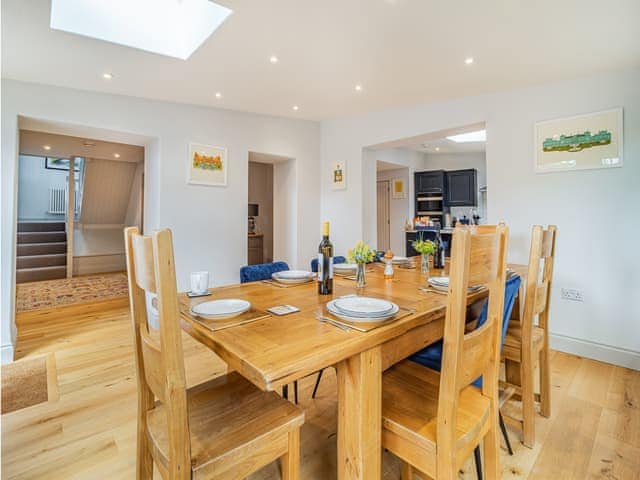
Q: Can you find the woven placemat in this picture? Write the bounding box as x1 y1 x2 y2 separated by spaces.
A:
261 279 314 288
179 296 271 332
318 305 415 332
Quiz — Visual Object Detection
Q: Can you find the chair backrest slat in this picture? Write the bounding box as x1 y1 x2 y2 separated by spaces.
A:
437 224 508 469
124 227 191 478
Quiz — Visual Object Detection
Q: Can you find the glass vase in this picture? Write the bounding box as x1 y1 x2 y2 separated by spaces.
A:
421 253 430 278
355 263 366 289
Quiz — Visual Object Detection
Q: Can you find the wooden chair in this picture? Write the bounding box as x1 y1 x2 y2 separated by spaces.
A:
502 225 557 447
382 225 509 479
124 227 304 479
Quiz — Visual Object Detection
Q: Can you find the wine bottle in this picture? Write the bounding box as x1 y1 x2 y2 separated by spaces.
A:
318 221 334 295
434 231 446 269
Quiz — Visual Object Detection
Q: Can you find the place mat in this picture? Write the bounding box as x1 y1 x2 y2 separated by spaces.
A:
261 279 314 288
319 305 415 332
334 268 374 281
179 297 271 332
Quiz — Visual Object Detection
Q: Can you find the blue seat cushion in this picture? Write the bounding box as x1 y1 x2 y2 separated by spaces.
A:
310 255 346 273
240 261 289 283
410 274 522 388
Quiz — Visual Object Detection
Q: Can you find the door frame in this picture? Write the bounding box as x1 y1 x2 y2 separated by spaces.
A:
376 180 390 251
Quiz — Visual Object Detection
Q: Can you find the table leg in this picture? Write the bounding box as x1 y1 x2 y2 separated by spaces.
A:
336 346 382 480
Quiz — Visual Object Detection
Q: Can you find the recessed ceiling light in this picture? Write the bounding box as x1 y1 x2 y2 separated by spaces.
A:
292 105 299 111
43 145 51 151
215 92 222 99
464 57 474 65
446 129 486 143
269 55 279 64
435 147 441 151
355 84 363 92
102 72 113 80
114 153 121 158
50 0 233 60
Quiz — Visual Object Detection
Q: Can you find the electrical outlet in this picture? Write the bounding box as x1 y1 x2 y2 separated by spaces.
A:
561 288 584 302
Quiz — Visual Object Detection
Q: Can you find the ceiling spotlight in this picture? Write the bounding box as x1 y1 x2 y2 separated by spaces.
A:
269 55 279 64
103 72 114 79
435 147 441 151
464 57 474 65
215 91 222 99
114 153 121 158
292 105 299 111
355 84 363 92
43 145 51 151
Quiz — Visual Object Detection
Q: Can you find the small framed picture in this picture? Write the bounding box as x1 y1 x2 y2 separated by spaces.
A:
331 162 346 190
392 178 406 199
187 143 228 186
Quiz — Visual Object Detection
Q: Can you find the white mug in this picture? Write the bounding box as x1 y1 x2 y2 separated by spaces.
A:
190 271 209 294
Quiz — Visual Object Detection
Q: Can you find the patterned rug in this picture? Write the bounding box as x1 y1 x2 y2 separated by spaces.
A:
15 272 129 312
1 354 58 414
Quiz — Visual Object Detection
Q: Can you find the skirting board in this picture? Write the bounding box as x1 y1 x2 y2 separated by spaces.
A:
1 343 15 364
550 332 640 371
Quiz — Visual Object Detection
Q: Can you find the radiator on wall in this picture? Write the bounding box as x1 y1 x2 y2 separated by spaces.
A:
48 187 79 215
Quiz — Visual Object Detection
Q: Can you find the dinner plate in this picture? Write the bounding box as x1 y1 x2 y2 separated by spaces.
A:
272 270 314 284
427 277 483 293
333 296 394 316
327 300 399 323
191 299 251 318
391 256 409 264
333 263 358 272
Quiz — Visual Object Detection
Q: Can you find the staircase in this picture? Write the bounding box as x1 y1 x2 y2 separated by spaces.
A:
16 222 68 283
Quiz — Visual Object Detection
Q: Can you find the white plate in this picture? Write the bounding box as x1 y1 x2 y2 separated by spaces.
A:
192 299 251 318
333 263 358 272
334 296 394 316
275 270 313 279
428 276 449 286
272 271 314 284
392 256 409 263
327 300 399 323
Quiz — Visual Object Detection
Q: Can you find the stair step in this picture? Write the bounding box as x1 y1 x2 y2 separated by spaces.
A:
17 242 67 256
17 222 66 232
17 254 67 269
17 231 67 244
16 266 67 284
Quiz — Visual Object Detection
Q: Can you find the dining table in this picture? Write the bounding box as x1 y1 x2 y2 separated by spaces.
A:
180 259 527 480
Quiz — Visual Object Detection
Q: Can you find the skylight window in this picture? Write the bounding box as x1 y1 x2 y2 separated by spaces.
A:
446 130 487 143
50 0 232 60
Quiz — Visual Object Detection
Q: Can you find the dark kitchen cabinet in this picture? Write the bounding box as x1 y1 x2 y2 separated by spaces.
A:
415 170 445 194
446 169 477 206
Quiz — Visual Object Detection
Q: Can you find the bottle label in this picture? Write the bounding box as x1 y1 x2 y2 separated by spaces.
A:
328 258 334 279
317 253 324 279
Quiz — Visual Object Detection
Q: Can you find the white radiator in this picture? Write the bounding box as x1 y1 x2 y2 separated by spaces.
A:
48 187 79 215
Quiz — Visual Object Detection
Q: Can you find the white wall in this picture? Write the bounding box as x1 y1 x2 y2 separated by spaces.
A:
321 68 640 369
17 154 68 220
1 80 320 362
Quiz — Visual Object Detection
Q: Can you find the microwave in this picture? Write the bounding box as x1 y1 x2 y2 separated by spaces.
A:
415 195 443 216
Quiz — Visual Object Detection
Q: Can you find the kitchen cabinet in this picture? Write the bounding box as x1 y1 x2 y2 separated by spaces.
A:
415 170 445 194
445 169 477 206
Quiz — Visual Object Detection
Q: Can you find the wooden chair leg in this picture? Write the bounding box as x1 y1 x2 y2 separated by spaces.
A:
539 347 551 418
473 445 483 480
521 359 535 448
481 411 501 480
400 461 413 480
136 390 154 480
311 369 324 399
281 429 300 480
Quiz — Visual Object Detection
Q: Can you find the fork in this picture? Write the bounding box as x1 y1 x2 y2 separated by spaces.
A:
316 315 350 331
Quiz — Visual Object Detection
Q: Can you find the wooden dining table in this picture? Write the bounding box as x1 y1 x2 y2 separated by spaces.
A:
180 260 527 480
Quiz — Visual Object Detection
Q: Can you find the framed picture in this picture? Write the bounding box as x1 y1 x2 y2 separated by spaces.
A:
331 162 346 190
391 178 406 199
187 143 227 186
534 108 623 173
45 157 80 172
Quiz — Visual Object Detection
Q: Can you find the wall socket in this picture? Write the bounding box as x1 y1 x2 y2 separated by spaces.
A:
561 288 584 302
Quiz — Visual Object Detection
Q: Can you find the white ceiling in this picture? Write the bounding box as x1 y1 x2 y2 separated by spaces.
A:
2 0 639 120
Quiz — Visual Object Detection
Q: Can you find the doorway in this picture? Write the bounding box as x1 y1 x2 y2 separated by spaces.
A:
376 180 390 251
247 161 274 264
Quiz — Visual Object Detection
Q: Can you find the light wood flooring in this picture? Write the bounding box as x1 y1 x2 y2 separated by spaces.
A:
2 299 639 479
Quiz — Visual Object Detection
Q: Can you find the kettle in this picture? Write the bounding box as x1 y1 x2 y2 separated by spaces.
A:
443 213 452 228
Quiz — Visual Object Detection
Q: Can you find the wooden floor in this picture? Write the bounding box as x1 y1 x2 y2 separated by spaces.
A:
2 299 639 479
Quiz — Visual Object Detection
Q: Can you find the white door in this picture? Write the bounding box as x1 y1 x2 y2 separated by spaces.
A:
377 180 390 251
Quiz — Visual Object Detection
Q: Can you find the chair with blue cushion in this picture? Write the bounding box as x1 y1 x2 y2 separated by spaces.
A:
309 255 346 273
240 261 289 283
410 273 522 478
